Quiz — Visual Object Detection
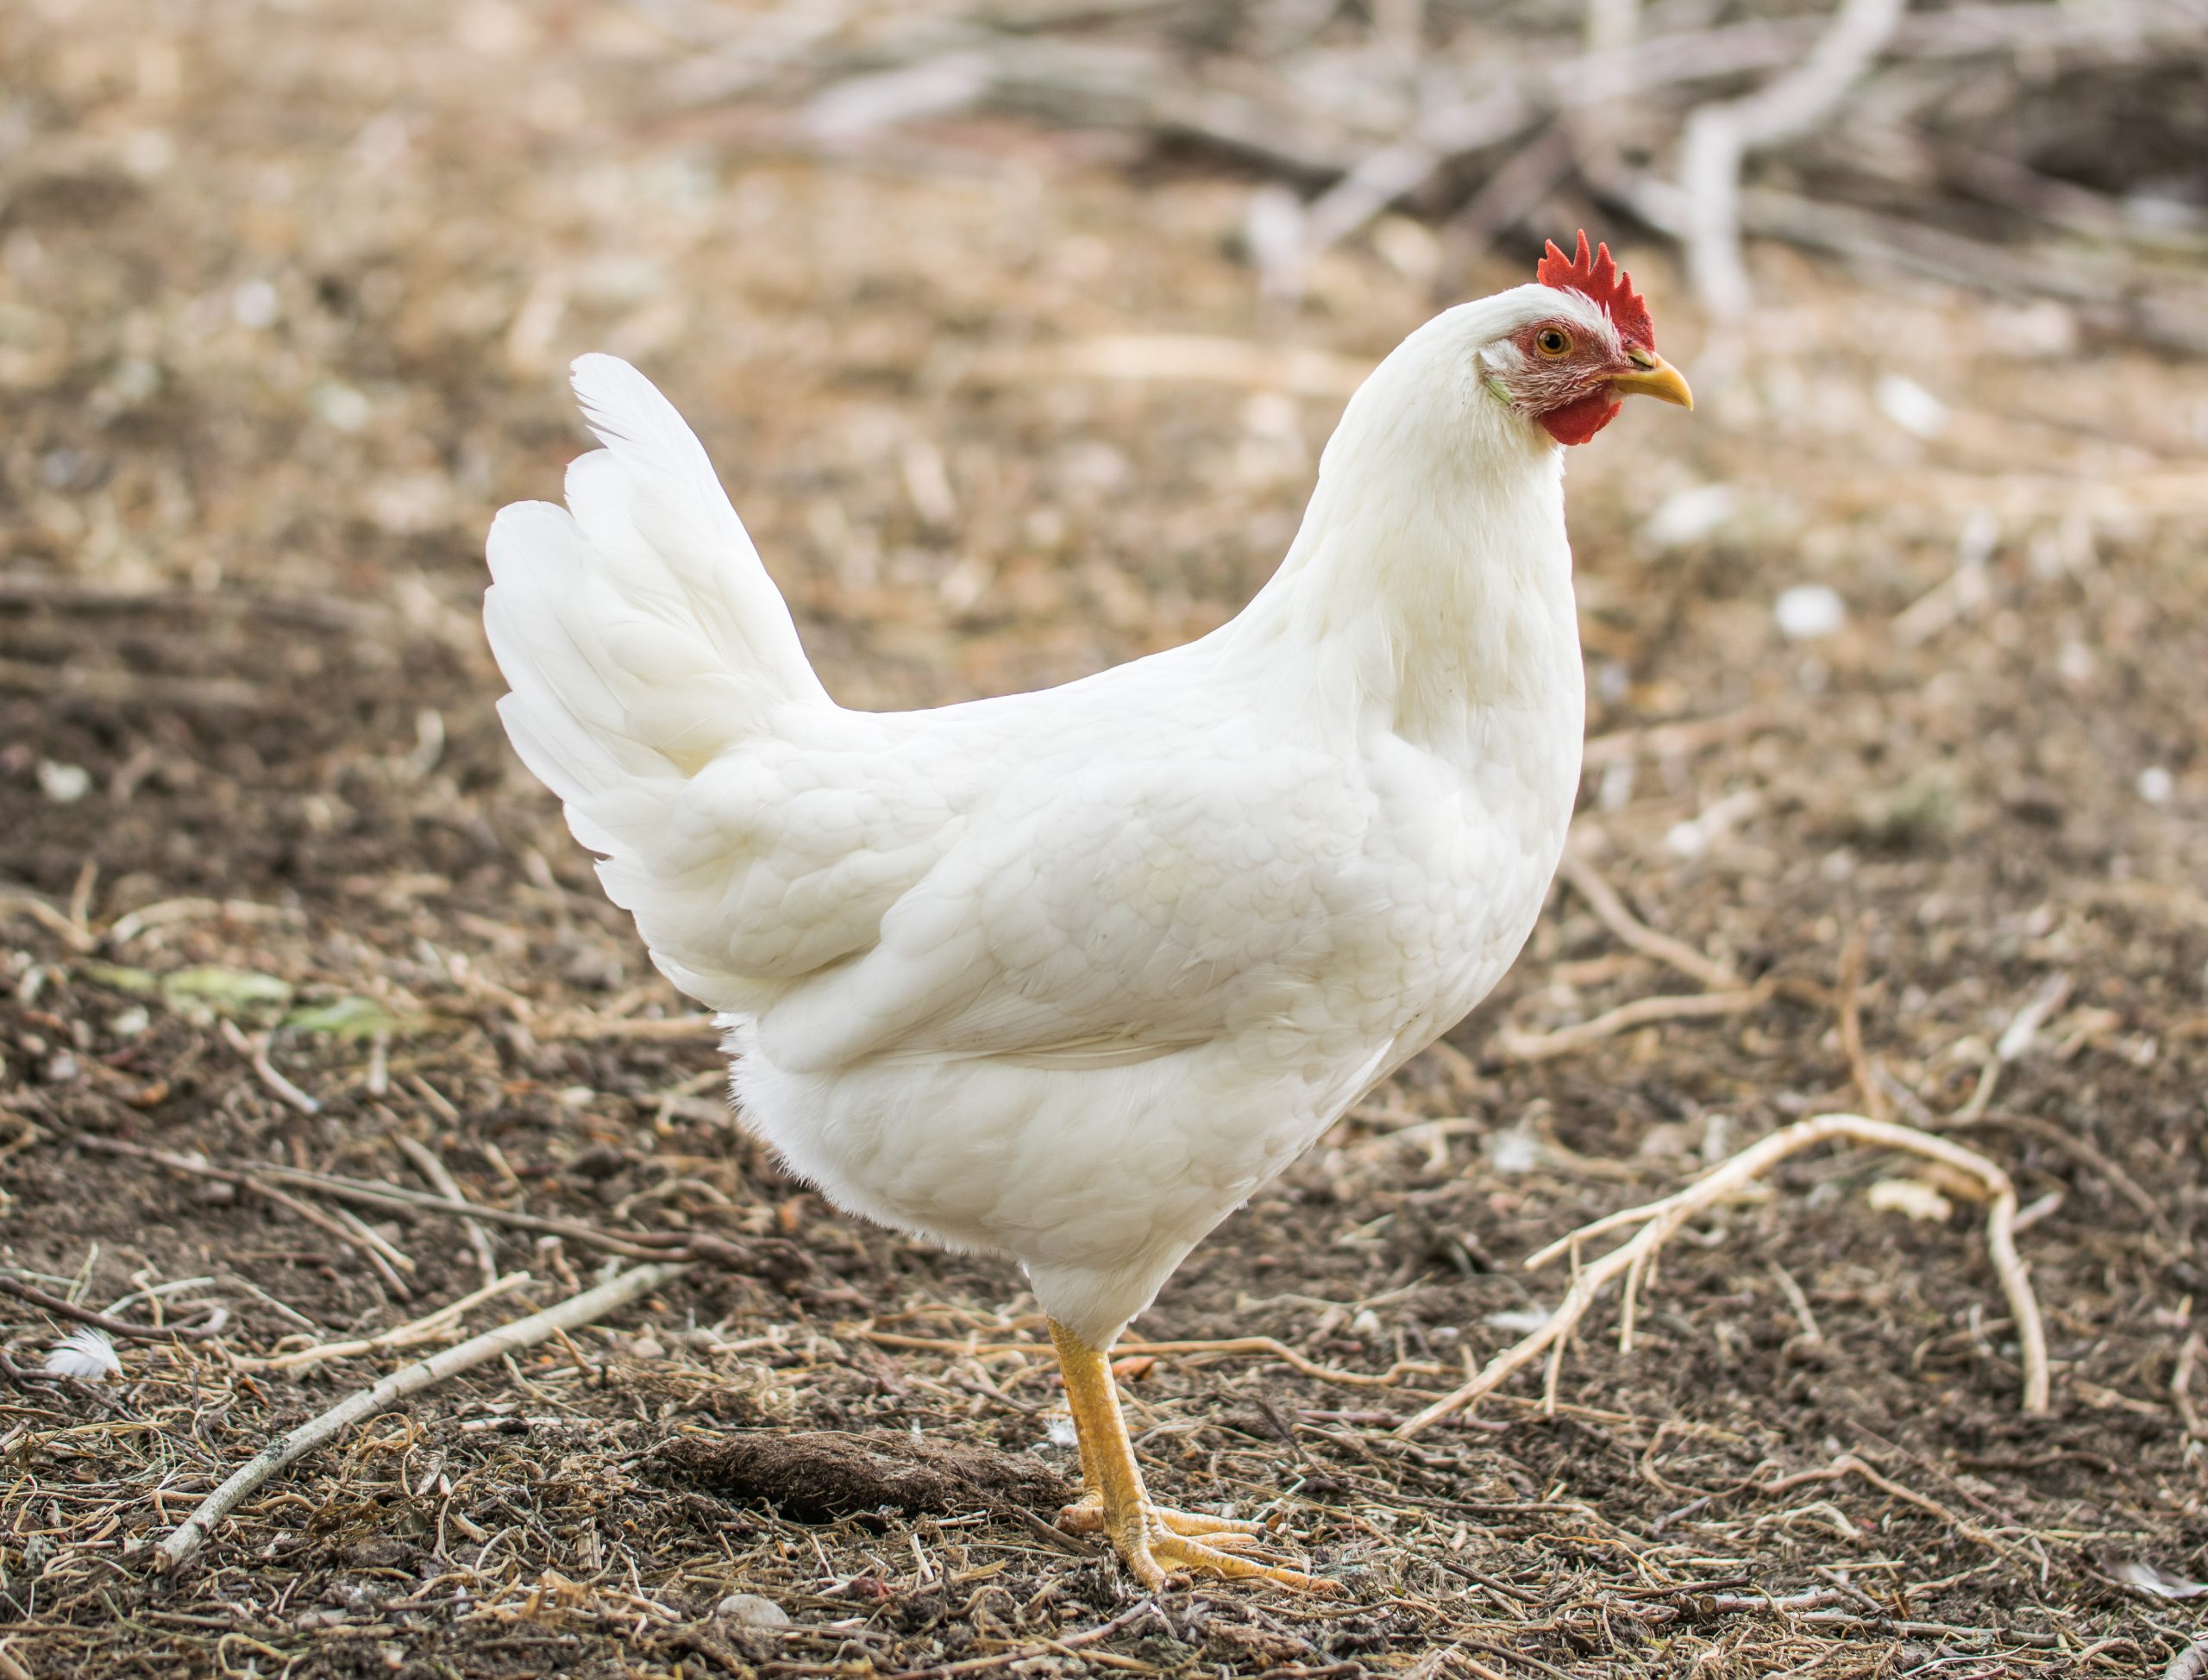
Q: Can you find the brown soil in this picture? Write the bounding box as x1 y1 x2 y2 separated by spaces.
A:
658 1432 1076 1526
1 2 2205 1677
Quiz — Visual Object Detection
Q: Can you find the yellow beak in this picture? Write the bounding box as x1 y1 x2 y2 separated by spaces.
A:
1610 348 1693 411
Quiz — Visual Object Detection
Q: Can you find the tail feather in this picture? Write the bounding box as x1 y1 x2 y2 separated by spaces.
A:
567 353 826 709
482 357 828 867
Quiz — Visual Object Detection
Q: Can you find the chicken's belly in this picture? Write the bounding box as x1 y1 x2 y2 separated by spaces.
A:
727 1026 1378 1343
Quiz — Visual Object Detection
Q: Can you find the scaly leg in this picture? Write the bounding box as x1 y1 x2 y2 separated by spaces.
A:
1046 1319 1331 1590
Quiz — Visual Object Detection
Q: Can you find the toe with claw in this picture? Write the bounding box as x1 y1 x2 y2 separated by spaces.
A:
1048 1320 1337 1593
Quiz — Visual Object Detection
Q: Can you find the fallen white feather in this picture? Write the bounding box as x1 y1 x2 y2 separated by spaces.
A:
45 1326 122 1380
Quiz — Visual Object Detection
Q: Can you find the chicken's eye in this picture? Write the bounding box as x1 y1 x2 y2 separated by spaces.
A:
1535 328 1572 358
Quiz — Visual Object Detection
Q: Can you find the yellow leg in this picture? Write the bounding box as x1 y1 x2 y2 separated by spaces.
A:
1047 1319 1332 1591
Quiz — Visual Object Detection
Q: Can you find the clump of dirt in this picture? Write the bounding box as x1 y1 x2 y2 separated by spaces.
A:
660 1429 1074 1524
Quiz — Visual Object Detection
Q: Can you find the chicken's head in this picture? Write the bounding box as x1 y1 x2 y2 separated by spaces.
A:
1480 231 1692 446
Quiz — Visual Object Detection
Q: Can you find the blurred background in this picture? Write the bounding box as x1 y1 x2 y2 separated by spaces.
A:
2 2 2206 1674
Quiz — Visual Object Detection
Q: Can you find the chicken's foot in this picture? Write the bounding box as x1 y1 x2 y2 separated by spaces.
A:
1047 1318 1332 1591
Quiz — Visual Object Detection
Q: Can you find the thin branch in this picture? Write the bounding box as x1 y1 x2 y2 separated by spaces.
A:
1836 921 1887 1122
0 887 97 953
0 1275 228 1343
1678 0 1910 315
851 1329 1441 1390
2171 1331 2205 1442
1945 1111 2173 1244
1493 984 1771 1063
218 1019 321 1116
233 1272 532 1372
158 1260 688 1569
542 1011 721 1042
1397 1113 2048 1437
2167 1639 2208 1680
0 570 386 632
69 1135 766 1266
1559 850 1741 991
394 1134 502 1288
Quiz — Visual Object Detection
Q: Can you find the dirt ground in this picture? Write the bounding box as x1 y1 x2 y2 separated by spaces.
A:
3 2 2207 1675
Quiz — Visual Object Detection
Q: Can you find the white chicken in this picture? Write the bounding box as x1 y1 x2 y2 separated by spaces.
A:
483 233 1690 1589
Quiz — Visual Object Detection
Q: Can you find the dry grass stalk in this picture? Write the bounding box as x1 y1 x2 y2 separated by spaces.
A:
1836 921 1887 1121
231 1271 531 1372
0 1274 227 1342
1559 849 1741 990
2174 1331 2206 1441
393 1133 502 1288
158 1260 689 1570
544 1010 720 1041
1397 1113 2050 1437
217 1018 322 1116
1495 983 1772 1063
855 1329 1443 1389
71 1135 722 1262
0 653 265 710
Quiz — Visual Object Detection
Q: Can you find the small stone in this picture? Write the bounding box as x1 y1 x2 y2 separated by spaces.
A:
36 760 91 804
1773 583 1846 642
233 279 279 329
2139 766 2174 805
1875 373 1948 438
717 1592 790 1627
1485 1305 1551 1335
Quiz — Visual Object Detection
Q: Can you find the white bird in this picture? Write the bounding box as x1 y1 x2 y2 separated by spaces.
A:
483 233 1690 1589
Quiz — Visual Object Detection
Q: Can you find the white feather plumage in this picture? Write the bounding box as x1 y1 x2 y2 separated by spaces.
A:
483 286 1607 1344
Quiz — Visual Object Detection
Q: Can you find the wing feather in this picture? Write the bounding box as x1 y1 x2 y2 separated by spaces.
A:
750 730 1380 1072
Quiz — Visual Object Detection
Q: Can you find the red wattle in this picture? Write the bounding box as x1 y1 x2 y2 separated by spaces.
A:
1540 393 1621 446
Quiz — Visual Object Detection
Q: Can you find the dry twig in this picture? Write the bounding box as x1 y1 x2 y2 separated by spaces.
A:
217 1019 321 1116
1398 1113 2048 1436
1946 1111 2173 1244
2174 1331 2205 1441
158 1260 688 1569
233 1271 530 1372
1673 0 1909 316
855 1329 1442 1390
393 1134 502 1288
69 1136 759 1265
1559 849 1741 991
0 655 264 710
1836 922 1886 1121
0 1275 227 1343
1494 983 1772 1063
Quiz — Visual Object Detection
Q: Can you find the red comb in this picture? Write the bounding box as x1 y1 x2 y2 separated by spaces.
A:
1537 230 1653 348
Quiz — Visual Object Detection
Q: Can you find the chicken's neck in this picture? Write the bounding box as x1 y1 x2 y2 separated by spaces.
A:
1217 370 1585 769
